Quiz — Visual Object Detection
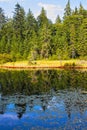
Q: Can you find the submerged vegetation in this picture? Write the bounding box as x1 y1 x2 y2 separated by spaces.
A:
0 0 87 63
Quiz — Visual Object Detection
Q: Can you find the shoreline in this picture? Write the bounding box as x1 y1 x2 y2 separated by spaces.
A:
0 65 87 70
0 60 87 70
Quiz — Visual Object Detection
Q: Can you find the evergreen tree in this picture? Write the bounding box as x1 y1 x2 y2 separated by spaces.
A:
13 3 25 41
26 9 37 33
72 7 78 15
0 7 6 29
79 3 87 18
53 23 68 59
55 15 61 24
79 3 84 15
23 9 38 58
25 9 38 42
4 19 13 53
78 18 87 57
0 36 6 53
69 24 76 58
63 0 71 19
74 7 78 15
37 7 49 27
0 2 87 61
39 24 52 59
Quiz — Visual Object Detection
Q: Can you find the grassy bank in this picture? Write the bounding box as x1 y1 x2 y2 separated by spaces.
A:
0 60 87 70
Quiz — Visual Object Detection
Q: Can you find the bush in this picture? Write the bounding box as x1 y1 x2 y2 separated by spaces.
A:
0 53 13 64
64 62 76 68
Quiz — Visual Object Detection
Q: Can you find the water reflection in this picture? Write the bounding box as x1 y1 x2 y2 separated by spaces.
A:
0 69 87 129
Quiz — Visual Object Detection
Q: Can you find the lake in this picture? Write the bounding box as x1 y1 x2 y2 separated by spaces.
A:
0 69 87 130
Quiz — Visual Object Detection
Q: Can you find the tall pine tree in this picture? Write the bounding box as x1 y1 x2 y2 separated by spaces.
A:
0 7 6 29
63 0 71 19
37 7 49 28
13 3 25 41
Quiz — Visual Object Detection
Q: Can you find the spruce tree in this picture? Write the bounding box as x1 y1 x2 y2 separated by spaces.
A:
63 0 71 19
55 15 61 24
39 24 52 59
13 3 25 41
37 7 49 27
79 3 84 15
0 7 6 29
69 24 76 58
78 18 87 57
24 9 38 58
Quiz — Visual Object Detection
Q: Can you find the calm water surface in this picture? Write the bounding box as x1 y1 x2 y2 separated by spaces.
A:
0 69 87 130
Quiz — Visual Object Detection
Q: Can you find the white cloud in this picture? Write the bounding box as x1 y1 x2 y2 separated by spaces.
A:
37 2 64 23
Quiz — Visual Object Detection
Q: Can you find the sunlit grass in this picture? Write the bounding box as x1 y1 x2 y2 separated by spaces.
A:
0 59 87 68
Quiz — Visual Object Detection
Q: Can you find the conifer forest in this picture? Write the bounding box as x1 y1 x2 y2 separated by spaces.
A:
0 0 87 63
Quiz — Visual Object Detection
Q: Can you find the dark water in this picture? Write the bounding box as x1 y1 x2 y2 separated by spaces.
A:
0 69 87 130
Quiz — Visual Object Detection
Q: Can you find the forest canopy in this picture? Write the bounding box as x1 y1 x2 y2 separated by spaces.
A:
0 0 87 63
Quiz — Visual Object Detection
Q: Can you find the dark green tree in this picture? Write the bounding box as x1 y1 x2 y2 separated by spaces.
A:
69 24 76 58
72 7 78 15
13 3 25 41
55 15 61 24
78 18 87 57
63 0 71 19
79 3 84 15
23 9 38 59
0 2 87 61
0 7 6 29
78 3 87 18
37 7 49 27
39 24 52 59
26 9 37 33
13 3 26 56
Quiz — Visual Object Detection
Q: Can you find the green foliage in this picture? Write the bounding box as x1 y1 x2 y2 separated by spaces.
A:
37 7 49 27
0 1 87 62
55 15 61 24
0 70 87 95
39 24 52 59
63 0 71 19
77 18 87 57
0 7 6 29
13 3 25 41
0 54 12 63
64 62 76 68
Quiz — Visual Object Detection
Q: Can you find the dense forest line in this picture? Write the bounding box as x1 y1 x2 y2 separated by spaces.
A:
0 0 87 63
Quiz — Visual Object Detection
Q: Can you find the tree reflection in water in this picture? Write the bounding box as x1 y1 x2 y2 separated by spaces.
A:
0 69 87 129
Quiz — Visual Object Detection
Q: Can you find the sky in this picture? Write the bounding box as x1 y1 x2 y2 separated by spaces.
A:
0 0 87 22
